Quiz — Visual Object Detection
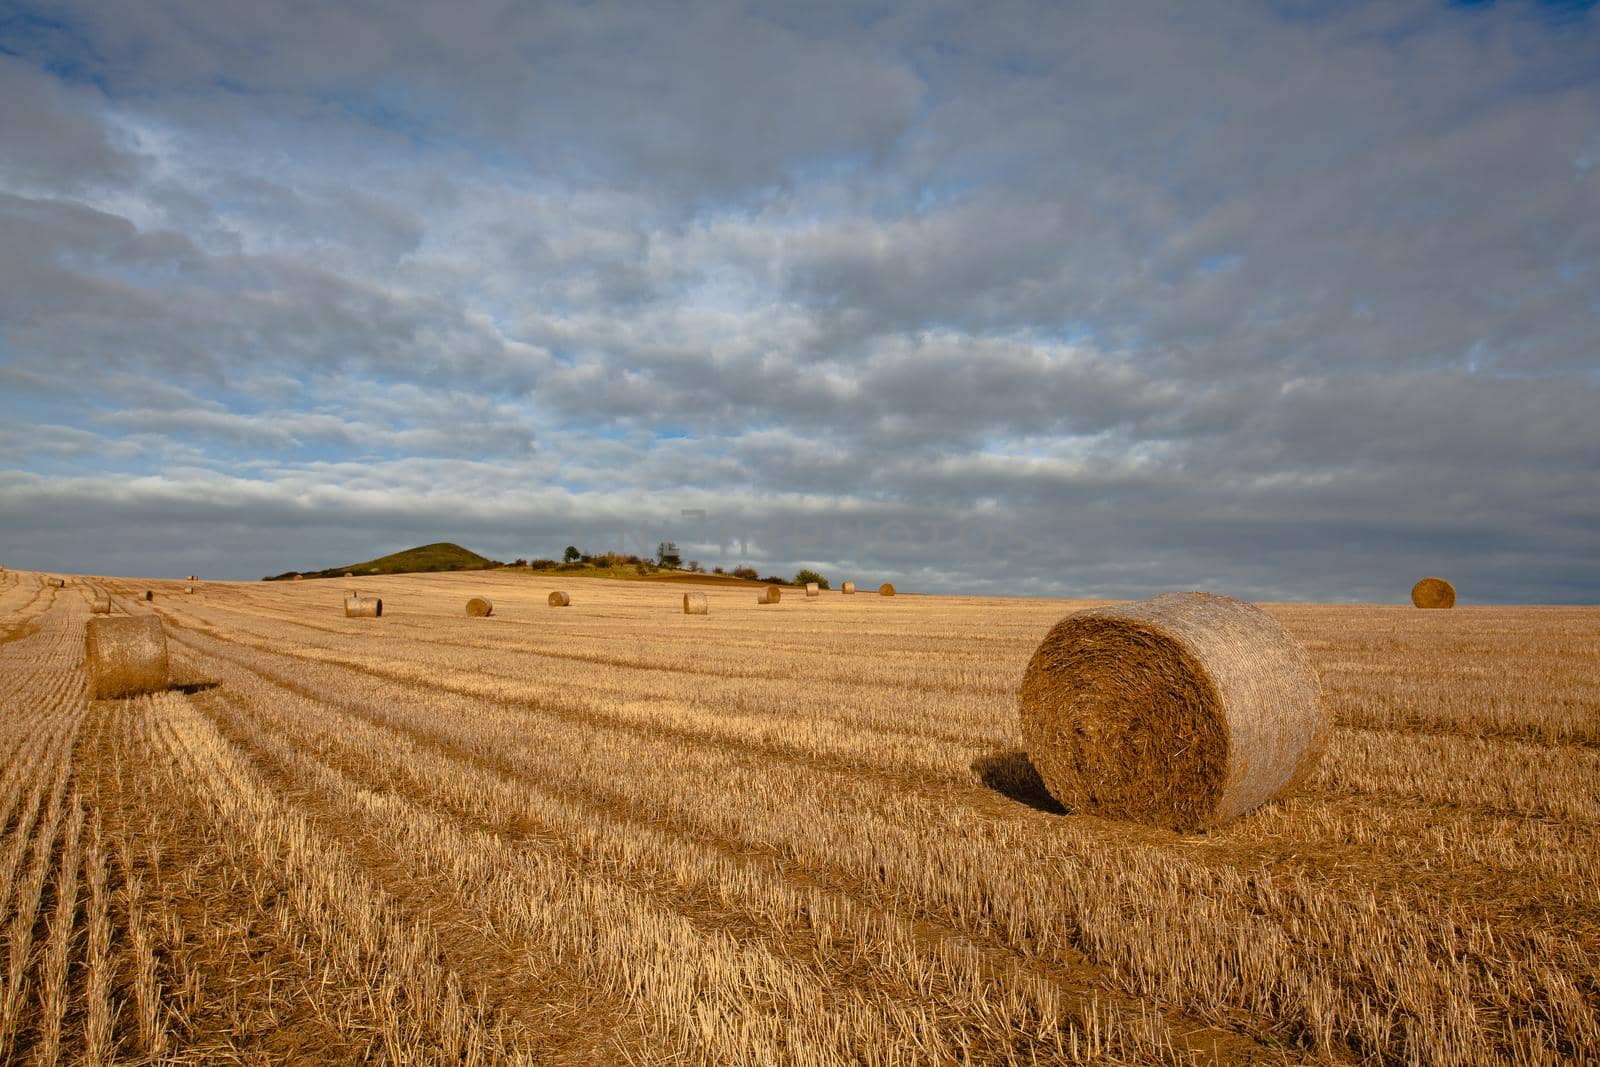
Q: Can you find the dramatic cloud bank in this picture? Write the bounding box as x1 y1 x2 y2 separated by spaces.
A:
2 0 1597 601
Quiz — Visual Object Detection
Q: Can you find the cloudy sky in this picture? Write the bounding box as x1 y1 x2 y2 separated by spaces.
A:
2 0 1597 602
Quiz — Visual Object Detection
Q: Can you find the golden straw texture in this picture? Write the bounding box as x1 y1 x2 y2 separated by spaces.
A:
1018 591 1325 831
466 596 494 617
84 615 169 699
548 591 571 607
1411 577 1456 609
682 592 709 615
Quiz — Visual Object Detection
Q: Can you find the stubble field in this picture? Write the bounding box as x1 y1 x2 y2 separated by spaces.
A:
0 566 1595 1065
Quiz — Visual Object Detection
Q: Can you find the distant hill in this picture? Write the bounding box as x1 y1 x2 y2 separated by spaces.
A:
263 542 500 581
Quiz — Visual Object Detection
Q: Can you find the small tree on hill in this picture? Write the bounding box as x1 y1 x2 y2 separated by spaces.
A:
656 541 682 569
564 545 581 562
794 569 829 590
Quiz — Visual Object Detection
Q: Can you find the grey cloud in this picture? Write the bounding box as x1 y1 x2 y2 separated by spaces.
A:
0 56 139 192
2 0 1597 603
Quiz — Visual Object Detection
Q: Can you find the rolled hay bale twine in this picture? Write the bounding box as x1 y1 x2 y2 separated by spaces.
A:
878 583 896 596
1411 577 1456 609
90 596 112 614
1018 591 1325 831
841 581 855 594
759 585 782 605
344 594 382 618
85 615 169 699
548 591 570 607
683 592 709 615
466 596 494 617
805 582 820 597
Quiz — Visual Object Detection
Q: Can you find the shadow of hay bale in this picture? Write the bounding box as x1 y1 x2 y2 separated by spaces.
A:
970 748 1067 815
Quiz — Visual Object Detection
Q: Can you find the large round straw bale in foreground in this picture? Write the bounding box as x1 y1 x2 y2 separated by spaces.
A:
841 581 855 594
878 583 895 596
759 585 782 605
85 616 169 699
548 591 570 607
90 596 112 614
344 595 382 618
683 592 708 615
1018 591 1325 831
1411 577 1456 609
466 596 494 617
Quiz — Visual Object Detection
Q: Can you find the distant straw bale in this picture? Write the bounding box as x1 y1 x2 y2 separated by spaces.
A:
759 585 782 605
292 574 304 582
683 592 709 615
344 594 382 618
878 583 896 596
466 596 494 617
90 596 112 614
344 572 354 578
1018 591 1325 831
85 615 169 699
185 585 195 594
1411 577 1456 609
841 581 855 594
548 591 570 607
805 582 819 597
48 578 65 588
143 591 154 601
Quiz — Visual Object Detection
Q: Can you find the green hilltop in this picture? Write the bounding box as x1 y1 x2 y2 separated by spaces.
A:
264 542 500 581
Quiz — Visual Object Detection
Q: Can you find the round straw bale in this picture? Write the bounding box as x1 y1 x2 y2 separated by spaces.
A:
759 585 782 605
344 572 354 578
143 591 154 601
90 596 112 614
85 615 169 699
48 578 66 588
878 583 896 596
292 574 304 581
548 591 570 607
805 582 820 597
841 581 855 594
466 596 494 617
185 585 195 594
1410 577 1456 609
1018 591 1325 831
683 592 709 615
344 595 382 618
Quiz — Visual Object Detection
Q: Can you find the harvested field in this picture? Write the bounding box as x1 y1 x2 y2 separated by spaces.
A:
0 565 1595 1065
